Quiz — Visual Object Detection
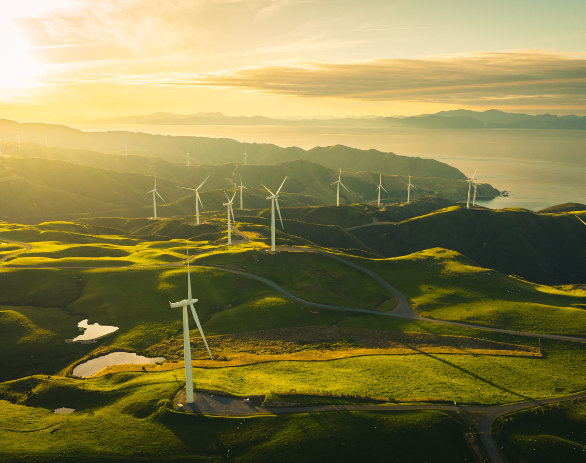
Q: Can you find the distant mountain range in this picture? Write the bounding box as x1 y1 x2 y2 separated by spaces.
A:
0 118 465 179
93 109 586 130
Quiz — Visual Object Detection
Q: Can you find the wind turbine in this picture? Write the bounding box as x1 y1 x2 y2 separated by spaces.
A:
169 244 213 405
244 148 248 165
186 152 194 166
238 174 247 210
331 168 348 206
223 191 236 245
576 215 586 226
263 177 287 252
407 175 416 203
376 173 387 207
178 176 209 225
146 176 165 219
466 168 478 209
472 177 479 207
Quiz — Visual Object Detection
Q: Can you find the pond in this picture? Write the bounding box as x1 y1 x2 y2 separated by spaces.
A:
67 319 119 343
73 352 166 378
54 407 75 414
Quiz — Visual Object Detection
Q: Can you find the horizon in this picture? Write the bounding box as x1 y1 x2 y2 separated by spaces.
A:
1 1 585 123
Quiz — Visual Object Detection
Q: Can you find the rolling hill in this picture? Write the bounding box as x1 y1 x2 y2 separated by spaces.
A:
0 118 466 178
349 205 586 285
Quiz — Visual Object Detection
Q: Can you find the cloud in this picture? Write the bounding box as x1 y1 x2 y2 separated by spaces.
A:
152 50 586 107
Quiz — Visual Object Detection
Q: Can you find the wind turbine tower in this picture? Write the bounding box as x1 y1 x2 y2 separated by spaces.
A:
146 176 165 219
331 168 348 206
263 177 287 252
179 176 209 225
472 176 479 207
238 174 247 210
407 175 416 203
186 152 194 166
466 168 478 209
223 191 236 245
169 244 213 404
376 173 387 207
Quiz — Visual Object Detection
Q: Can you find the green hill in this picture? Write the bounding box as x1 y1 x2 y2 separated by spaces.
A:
537 202 586 213
349 205 586 285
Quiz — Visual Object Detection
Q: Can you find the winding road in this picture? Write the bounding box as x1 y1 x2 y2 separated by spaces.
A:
2 229 586 462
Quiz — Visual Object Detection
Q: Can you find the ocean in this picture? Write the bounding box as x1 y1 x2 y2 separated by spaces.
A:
69 124 586 211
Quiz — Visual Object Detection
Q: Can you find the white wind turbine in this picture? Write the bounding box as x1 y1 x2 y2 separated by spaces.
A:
406 175 416 203
238 174 247 210
331 168 348 206
263 177 287 252
376 173 387 207
223 191 236 245
169 244 213 405
186 152 195 166
179 176 209 225
472 176 479 207
244 148 248 165
466 168 478 209
146 176 165 219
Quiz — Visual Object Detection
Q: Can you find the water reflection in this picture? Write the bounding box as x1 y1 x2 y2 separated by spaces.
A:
73 352 165 377
68 319 118 343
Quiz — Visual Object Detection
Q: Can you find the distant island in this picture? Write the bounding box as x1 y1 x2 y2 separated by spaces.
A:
93 109 586 130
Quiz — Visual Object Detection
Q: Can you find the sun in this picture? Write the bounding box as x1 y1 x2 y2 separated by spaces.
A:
0 1 66 94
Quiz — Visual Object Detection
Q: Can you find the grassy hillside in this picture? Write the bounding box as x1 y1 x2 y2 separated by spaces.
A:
493 398 586 463
0 119 466 179
345 248 586 336
370 196 458 223
256 204 373 228
350 205 586 285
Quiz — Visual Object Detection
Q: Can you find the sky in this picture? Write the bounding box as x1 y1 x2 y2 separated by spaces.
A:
1 0 585 122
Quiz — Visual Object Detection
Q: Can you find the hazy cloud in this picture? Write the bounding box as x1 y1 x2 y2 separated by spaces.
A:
163 50 586 107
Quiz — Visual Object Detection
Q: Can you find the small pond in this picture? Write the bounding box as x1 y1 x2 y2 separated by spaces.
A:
69 319 119 343
54 407 75 414
73 352 166 378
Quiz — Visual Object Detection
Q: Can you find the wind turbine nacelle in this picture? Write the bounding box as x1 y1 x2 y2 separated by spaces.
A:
169 298 198 308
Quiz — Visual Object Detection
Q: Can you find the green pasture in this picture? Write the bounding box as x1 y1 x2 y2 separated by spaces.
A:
346 248 586 336
493 398 586 462
0 370 474 462
196 247 397 311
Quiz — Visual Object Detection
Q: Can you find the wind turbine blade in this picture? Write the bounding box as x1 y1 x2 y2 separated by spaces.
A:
239 173 243 186
146 189 155 194
576 215 586 226
230 204 235 226
196 191 204 210
381 186 388 193
156 190 165 203
330 181 338 186
224 191 231 202
262 184 274 196
178 186 197 191
340 181 349 192
276 176 287 195
197 175 210 190
411 185 417 189
189 303 213 360
472 168 478 179
275 198 284 229
231 191 237 203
